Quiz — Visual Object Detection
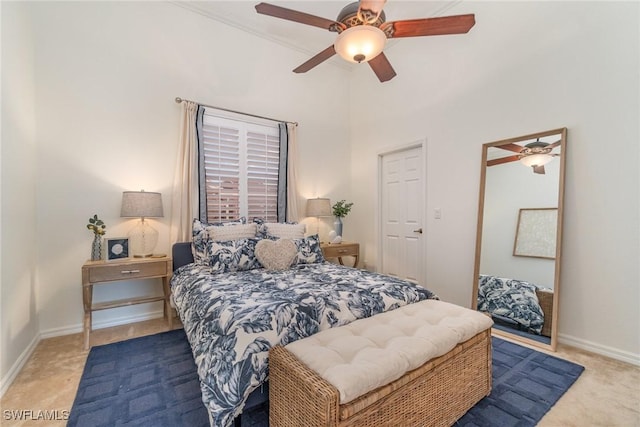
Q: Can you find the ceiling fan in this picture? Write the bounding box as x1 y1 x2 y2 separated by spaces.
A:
488 139 562 174
255 0 475 82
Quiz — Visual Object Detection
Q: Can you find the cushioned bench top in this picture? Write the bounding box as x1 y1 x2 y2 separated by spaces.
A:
285 299 494 404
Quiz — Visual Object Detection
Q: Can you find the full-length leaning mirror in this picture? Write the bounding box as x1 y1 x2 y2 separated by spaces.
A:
472 128 567 351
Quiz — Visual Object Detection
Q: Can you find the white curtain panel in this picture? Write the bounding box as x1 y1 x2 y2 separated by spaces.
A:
170 101 199 243
286 122 300 222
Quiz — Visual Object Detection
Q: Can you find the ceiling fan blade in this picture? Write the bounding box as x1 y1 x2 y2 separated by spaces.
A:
487 155 520 167
495 143 524 153
382 14 476 38
293 45 337 73
255 2 341 31
533 165 546 174
368 52 397 82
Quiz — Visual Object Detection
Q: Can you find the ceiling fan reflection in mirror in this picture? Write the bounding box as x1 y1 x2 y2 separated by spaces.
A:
488 139 562 175
255 1 476 82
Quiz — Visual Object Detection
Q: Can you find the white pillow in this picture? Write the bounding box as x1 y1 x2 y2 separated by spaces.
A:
263 223 306 239
255 239 297 271
209 223 257 241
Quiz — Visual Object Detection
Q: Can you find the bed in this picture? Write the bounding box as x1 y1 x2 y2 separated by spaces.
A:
477 274 553 337
170 226 439 427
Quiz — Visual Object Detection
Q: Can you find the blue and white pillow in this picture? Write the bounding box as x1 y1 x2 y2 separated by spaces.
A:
477 275 544 334
292 234 325 264
192 217 246 265
205 238 262 273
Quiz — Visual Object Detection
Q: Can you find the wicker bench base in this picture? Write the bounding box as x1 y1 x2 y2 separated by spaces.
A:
269 329 492 427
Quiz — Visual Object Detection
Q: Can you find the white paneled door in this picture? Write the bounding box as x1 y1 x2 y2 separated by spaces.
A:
380 145 424 284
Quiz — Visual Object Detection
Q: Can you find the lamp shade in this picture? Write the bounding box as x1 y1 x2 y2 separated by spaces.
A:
121 191 164 218
306 198 332 217
520 154 553 168
334 25 387 63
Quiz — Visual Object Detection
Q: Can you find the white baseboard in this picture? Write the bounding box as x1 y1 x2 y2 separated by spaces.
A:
0 332 40 398
1 310 166 398
559 333 640 366
39 310 165 339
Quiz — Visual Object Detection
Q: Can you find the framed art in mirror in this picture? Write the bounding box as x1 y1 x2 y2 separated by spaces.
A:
472 128 567 351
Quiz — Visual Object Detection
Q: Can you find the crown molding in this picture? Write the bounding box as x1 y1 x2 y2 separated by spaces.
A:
168 1 353 71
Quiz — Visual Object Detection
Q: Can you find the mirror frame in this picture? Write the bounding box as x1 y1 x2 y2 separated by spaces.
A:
472 127 567 351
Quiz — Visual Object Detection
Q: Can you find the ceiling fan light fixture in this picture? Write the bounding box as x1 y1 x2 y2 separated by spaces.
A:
334 25 387 63
520 153 553 168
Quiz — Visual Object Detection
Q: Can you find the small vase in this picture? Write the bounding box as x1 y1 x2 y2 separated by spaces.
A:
333 217 343 238
91 235 102 261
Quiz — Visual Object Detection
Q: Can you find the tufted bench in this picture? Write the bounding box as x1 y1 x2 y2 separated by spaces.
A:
269 300 494 427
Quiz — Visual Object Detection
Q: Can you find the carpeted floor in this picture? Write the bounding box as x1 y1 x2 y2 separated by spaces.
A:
68 329 584 427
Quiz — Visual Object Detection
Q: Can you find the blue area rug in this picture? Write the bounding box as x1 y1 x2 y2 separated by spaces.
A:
456 337 584 426
68 329 208 427
68 329 583 427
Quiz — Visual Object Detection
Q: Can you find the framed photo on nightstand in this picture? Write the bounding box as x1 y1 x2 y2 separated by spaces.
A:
106 237 129 261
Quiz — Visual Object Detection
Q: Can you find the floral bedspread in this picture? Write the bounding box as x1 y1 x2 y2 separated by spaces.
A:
477 274 545 334
171 262 438 427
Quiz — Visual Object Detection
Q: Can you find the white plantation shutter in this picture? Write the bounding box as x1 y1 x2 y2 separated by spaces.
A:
200 118 241 221
199 109 280 223
247 130 279 222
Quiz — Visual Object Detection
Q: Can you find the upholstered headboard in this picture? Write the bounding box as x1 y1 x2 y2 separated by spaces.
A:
172 242 193 272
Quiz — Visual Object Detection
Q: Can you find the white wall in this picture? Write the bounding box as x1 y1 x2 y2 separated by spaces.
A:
1 1 352 386
349 1 639 362
0 1 41 394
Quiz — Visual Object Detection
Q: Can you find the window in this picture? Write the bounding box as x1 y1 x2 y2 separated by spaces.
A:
198 109 281 223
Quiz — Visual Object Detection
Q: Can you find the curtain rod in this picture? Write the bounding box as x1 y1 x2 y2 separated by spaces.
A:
175 97 298 126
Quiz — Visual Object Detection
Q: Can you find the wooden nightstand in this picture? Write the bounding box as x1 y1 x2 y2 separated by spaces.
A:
81 257 173 350
321 242 360 268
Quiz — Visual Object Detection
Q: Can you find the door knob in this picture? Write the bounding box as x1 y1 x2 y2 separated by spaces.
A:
413 228 423 234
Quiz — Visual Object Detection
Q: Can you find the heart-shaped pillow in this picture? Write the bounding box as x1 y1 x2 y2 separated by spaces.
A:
255 239 297 271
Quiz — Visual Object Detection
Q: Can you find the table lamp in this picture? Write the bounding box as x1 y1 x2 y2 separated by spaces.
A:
306 198 332 238
121 190 164 257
